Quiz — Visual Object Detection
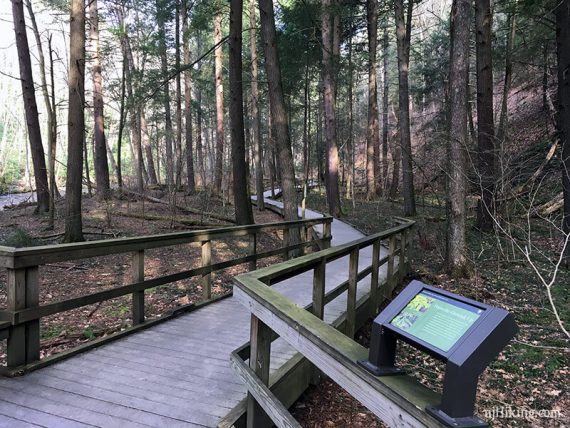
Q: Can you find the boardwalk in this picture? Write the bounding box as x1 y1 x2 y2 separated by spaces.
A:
0 193 390 427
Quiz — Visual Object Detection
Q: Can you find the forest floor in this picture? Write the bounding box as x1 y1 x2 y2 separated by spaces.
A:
0 189 285 365
291 190 569 428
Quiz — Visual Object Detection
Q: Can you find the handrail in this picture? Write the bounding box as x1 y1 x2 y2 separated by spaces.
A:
229 220 434 427
0 216 333 372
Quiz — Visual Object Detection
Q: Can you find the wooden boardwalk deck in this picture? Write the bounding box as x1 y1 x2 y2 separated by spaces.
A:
0 194 392 427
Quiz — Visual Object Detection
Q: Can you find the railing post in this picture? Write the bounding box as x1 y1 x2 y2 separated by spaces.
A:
370 240 381 315
131 250 145 325
7 266 40 368
347 248 359 339
387 235 397 298
247 315 272 428
399 231 407 281
201 240 212 300
312 260 326 320
249 233 257 271
323 221 332 249
282 228 290 260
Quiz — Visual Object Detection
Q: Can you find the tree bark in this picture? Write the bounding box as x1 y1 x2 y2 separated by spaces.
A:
141 110 158 184
321 0 341 217
250 0 264 210
157 0 175 190
446 0 471 277
556 0 570 266
182 0 195 193
394 0 416 216
89 0 110 199
12 0 50 214
366 0 378 199
64 0 85 242
230 0 254 225
382 24 390 193
496 13 516 145
116 54 126 188
175 1 183 189
214 10 224 193
24 0 53 212
475 0 496 231
258 0 300 230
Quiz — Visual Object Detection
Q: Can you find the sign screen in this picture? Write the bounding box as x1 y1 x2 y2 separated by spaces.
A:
390 289 484 352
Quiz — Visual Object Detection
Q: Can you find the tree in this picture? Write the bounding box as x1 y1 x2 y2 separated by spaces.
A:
11 0 49 214
556 0 570 266
90 0 111 199
366 0 379 199
175 0 183 189
394 0 416 216
250 0 264 211
64 0 86 242
382 23 390 193
322 0 341 217
475 0 496 231
182 0 195 193
258 0 300 227
446 0 471 277
214 8 224 193
230 0 254 225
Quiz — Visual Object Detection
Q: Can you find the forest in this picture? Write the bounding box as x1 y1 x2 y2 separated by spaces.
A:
1 0 569 426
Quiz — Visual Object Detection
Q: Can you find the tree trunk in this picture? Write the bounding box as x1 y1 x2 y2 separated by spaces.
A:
175 1 183 189
11 0 49 214
446 0 471 277
497 13 516 145
157 0 175 190
24 0 53 213
475 0 496 231
64 0 85 242
230 0 254 225
556 0 570 266
250 0 264 210
141 110 158 184
382 24 390 193
48 35 58 225
322 0 341 217
394 0 416 216
214 10 224 193
182 0 195 193
89 0 110 199
258 0 300 230
366 0 378 199
116 55 126 188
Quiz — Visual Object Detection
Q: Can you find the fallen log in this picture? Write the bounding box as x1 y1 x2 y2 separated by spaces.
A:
110 210 225 228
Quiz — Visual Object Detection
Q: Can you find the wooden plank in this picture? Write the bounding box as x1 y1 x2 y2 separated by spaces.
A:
24 266 40 364
370 240 381 315
247 315 272 428
131 250 145 325
9 218 331 269
346 249 359 338
312 260 326 320
231 354 301 428
387 235 396 296
233 279 443 428
202 240 212 300
7 268 26 368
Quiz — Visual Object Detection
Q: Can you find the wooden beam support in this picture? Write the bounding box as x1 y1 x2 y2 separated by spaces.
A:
247 315 273 428
346 248 359 338
370 240 381 315
201 240 212 300
387 235 396 296
131 250 145 325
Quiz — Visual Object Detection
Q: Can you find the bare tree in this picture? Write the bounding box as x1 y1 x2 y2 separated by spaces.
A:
182 0 195 193
90 0 110 198
11 0 49 214
366 0 379 199
475 0 496 231
214 9 224 193
230 0 254 225
446 0 471 277
322 0 341 217
258 0 300 229
64 0 86 242
556 0 570 267
394 0 416 216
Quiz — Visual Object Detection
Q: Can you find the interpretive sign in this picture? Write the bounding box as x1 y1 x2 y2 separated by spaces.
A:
358 280 518 428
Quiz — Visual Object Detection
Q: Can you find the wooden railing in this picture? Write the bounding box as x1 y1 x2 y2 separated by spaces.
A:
228 221 444 428
0 216 332 373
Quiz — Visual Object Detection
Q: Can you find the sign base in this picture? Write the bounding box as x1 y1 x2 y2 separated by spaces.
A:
426 406 489 428
357 360 405 376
